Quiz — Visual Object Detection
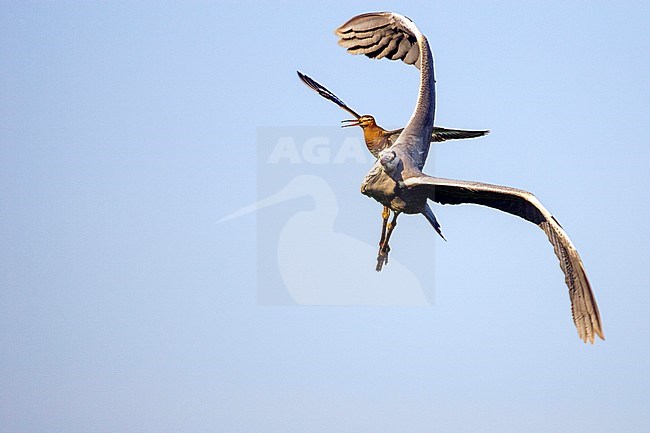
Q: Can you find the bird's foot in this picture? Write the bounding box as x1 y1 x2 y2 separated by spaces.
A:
375 252 388 272
375 245 390 272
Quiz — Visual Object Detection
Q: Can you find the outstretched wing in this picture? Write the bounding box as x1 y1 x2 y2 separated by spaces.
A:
297 71 361 119
335 12 422 69
431 127 490 142
385 126 490 146
403 175 604 343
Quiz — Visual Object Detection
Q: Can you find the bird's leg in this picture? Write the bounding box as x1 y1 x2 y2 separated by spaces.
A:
383 211 399 252
376 211 400 272
378 206 390 248
375 207 391 271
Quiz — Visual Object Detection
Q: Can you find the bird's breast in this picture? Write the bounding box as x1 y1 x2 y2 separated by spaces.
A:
363 128 389 157
361 165 424 214
361 165 395 204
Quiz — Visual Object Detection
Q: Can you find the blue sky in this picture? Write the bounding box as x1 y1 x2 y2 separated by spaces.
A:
1 1 650 432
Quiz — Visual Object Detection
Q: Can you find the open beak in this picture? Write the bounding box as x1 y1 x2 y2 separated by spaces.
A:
341 119 360 128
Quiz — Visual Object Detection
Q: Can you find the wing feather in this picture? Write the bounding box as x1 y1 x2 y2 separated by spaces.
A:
336 13 392 34
404 175 604 343
335 12 420 69
296 71 361 119
338 32 384 50
404 42 420 65
375 37 400 60
431 127 490 142
389 38 412 60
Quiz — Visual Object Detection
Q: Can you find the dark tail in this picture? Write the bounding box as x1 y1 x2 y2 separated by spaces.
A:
422 204 446 241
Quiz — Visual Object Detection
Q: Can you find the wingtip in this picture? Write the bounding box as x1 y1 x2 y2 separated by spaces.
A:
296 70 308 81
333 26 346 38
579 326 605 344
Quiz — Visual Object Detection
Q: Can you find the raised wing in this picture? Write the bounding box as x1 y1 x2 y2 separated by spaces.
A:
297 71 361 119
335 12 422 69
336 12 435 172
403 175 604 343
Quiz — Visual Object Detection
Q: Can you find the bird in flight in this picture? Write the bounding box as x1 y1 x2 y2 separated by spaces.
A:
297 71 488 251
335 11 604 343
297 71 488 158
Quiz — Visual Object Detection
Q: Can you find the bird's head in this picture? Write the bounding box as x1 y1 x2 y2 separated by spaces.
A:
379 149 400 174
377 149 406 189
341 115 376 129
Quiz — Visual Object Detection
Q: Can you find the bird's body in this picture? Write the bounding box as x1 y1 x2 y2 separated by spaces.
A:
361 161 423 214
335 11 604 343
297 71 487 245
354 117 490 159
